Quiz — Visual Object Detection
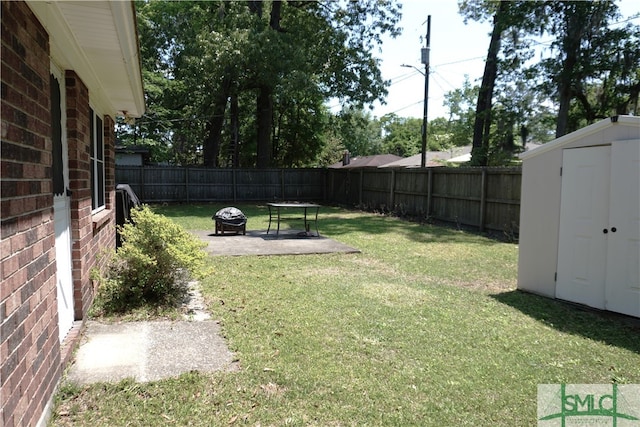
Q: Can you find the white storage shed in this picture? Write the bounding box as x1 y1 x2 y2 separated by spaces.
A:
517 116 640 317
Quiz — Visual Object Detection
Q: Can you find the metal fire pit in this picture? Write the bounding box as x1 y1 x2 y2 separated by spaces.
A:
213 207 247 235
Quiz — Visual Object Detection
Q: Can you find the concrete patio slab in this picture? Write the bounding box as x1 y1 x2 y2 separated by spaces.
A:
191 229 360 256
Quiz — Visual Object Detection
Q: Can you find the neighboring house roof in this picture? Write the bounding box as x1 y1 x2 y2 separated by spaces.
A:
523 142 543 152
380 146 473 168
27 1 145 119
329 154 402 168
115 145 151 166
116 145 150 154
448 153 471 163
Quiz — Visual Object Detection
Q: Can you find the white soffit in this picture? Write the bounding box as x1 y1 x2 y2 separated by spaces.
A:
28 1 145 118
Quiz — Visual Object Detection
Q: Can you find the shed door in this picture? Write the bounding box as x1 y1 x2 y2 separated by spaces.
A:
556 146 611 309
51 70 75 341
605 139 640 317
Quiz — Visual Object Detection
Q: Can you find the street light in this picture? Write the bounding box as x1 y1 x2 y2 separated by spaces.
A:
401 15 430 168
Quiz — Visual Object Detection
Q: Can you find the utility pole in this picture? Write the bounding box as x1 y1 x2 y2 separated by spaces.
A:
421 16 431 168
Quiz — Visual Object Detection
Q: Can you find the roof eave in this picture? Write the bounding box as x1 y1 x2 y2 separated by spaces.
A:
27 1 145 119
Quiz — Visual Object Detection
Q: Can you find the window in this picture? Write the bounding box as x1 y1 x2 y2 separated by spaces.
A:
90 108 105 211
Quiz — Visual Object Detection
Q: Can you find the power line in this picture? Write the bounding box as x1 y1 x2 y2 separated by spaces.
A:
430 69 457 91
434 56 486 68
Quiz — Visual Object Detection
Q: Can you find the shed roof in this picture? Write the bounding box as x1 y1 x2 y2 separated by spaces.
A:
27 1 145 119
520 116 640 161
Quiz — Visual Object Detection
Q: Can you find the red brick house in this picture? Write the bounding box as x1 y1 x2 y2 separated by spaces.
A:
1 2 144 425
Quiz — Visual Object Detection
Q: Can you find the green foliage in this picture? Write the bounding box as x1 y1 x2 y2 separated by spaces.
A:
314 131 346 167
93 206 209 314
125 0 402 167
380 113 421 156
461 0 640 141
331 107 383 157
442 76 479 147
426 117 455 151
458 0 640 166
537 1 638 134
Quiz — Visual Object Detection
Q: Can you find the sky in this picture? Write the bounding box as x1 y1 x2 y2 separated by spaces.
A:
371 0 640 121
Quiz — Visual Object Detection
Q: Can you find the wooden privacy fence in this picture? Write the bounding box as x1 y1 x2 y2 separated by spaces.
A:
115 167 326 203
116 166 521 233
326 167 521 233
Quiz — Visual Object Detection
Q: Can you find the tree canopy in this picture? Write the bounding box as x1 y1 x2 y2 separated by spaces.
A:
127 0 402 167
460 0 640 165
121 0 639 168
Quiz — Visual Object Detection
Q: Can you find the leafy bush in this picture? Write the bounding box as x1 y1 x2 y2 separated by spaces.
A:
93 205 209 314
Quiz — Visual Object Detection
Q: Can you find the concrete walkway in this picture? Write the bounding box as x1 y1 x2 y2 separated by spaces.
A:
65 280 238 385
65 320 238 385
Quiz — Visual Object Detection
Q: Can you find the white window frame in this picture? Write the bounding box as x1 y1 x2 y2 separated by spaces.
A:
90 107 105 213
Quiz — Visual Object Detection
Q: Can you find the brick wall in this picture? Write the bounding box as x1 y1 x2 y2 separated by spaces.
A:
65 74 116 317
1 2 117 426
1 2 62 426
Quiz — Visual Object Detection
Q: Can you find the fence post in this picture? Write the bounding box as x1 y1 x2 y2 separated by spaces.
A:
344 170 348 203
232 169 237 203
323 169 328 202
359 169 364 206
389 169 395 208
479 168 487 231
426 168 433 218
280 169 285 200
141 166 146 202
185 167 190 203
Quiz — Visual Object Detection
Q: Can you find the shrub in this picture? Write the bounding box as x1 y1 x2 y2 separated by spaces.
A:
93 205 209 314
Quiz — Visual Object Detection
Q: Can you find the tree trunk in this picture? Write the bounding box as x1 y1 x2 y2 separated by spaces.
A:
555 5 583 137
248 1 262 17
230 94 240 168
255 86 273 168
270 1 282 31
555 69 574 138
253 1 282 168
471 0 508 166
203 74 232 167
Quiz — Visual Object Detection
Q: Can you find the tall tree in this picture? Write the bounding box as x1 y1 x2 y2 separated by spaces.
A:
535 1 639 135
459 0 638 160
545 2 619 136
249 1 282 168
467 0 510 166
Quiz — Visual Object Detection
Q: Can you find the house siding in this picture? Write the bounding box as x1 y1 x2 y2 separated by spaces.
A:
1 2 117 426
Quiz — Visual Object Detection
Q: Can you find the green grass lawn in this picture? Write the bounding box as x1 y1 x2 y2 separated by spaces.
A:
52 203 640 426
